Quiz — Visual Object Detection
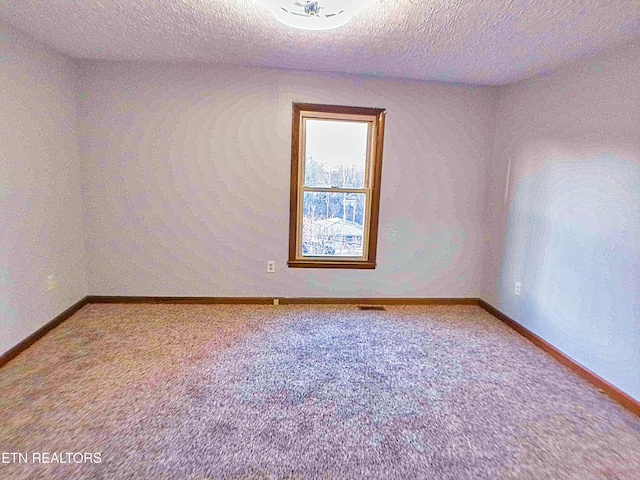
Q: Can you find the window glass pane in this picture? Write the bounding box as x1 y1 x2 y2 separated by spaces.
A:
304 119 368 189
302 192 366 257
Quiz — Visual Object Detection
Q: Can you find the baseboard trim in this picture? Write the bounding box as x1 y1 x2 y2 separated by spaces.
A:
86 296 480 306
86 296 274 304
0 296 480 367
281 297 479 305
3 295 636 416
478 299 640 417
0 296 90 369
0 295 480 368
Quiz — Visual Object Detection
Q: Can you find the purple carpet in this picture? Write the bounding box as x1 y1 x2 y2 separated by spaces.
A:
1 304 638 479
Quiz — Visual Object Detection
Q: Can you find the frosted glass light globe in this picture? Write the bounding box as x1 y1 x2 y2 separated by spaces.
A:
262 0 373 30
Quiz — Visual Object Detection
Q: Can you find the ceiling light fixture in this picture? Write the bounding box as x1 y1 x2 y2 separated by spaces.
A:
262 0 373 30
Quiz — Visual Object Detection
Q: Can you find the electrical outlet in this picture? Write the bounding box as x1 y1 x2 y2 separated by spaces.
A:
514 282 521 296
47 275 58 292
266 261 276 273
273 298 279 305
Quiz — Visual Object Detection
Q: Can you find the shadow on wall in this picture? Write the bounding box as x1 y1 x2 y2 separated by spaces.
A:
0 268 19 353
498 151 640 401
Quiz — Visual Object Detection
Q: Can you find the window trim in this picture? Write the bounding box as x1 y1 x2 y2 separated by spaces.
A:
288 103 386 269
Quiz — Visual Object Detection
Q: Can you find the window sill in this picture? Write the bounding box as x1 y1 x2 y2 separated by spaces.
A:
287 260 376 269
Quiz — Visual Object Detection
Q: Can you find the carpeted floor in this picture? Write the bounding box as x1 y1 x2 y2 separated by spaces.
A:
0 304 638 479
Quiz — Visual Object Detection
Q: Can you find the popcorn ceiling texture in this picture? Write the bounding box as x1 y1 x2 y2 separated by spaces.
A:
1 0 639 85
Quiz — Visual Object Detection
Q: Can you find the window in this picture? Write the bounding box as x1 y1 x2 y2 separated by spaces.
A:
288 103 386 269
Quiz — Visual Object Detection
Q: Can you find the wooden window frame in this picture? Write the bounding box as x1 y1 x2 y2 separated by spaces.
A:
288 103 386 269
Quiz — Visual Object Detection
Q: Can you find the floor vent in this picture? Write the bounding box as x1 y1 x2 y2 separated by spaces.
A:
357 305 386 311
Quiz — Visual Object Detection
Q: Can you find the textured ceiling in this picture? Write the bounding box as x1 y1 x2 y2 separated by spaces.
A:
1 0 639 85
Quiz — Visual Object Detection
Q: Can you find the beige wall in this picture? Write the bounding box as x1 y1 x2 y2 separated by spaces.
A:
78 62 497 298
0 20 87 356
483 40 640 400
3 17 638 403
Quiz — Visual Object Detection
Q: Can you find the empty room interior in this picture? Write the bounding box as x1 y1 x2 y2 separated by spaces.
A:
1 0 639 478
